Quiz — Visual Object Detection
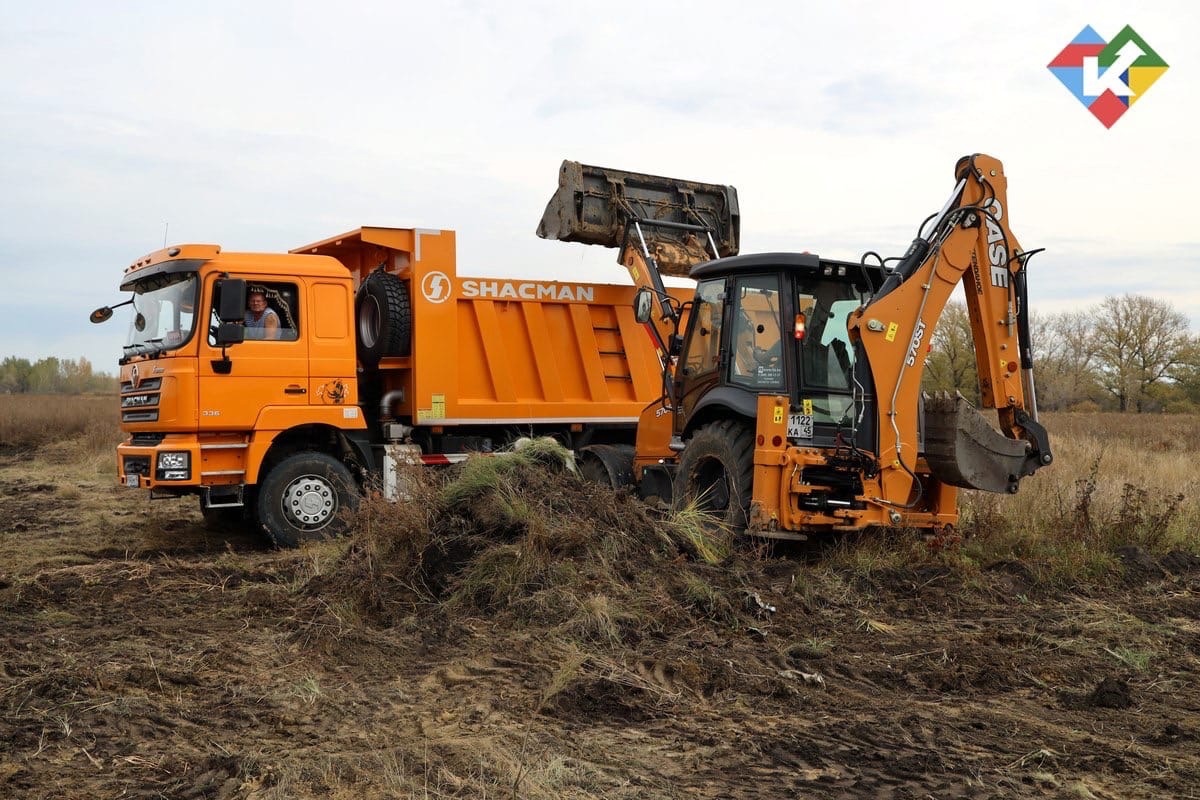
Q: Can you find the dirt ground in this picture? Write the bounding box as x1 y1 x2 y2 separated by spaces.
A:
2 447 1199 800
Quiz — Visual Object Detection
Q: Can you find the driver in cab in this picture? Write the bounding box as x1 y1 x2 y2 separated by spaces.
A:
245 288 280 340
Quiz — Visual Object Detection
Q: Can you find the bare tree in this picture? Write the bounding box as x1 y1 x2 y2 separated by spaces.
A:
1031 310 1104 410
923 302 980 404
1093 294 1191 412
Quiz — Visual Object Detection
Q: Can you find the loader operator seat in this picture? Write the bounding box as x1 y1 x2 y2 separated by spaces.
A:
732 311 757 378
732 309 782 388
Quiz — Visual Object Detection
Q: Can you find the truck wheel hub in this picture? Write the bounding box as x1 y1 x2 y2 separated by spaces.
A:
284 476 335 527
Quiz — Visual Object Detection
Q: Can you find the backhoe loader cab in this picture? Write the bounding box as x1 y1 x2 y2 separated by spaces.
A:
543 154 1052 540
671 253 882 444
630 253 888 530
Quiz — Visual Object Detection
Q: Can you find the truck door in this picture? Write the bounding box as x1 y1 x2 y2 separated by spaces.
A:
197 277 309 431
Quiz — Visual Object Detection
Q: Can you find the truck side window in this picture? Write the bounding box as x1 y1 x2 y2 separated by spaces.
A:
210 280 300 343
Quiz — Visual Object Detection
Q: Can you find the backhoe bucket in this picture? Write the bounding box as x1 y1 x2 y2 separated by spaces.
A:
923 393 1035 494
537 160 740 276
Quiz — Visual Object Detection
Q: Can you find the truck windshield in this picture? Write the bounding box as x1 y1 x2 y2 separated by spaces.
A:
124 273 199 356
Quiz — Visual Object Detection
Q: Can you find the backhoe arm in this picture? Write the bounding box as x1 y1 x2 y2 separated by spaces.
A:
850 154 1052 507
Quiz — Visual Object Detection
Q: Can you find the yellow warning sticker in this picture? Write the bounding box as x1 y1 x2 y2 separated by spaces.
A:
773 406 784 424
885 322 898 342
417 394 447 423
802 399 813 416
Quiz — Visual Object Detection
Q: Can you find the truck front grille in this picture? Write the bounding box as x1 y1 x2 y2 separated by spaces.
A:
120 377 162 424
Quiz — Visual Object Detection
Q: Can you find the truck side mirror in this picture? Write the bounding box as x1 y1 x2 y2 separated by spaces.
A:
633 287 654 324
218 278 247 323
216 322 245 346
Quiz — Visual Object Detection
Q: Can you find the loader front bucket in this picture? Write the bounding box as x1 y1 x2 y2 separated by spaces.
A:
923 393 1040 494
537 160 740 276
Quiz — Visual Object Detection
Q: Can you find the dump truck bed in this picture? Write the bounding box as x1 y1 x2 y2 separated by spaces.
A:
294 226 690 427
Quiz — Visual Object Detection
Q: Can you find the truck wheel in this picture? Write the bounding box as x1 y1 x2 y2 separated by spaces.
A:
355 271 411 366
257 452 360 548
673 419 754 531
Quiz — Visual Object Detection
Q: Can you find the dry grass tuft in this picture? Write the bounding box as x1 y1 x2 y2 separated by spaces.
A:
0 394 119 454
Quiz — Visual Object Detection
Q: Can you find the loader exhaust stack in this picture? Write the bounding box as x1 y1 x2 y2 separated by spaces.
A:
536 160 741 276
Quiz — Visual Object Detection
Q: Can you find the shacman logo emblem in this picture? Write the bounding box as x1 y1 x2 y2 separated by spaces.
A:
1048 25 1168 128
421 271 451 304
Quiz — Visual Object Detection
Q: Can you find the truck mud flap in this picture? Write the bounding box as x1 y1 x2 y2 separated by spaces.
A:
923 393 1034 494
536 160 740 276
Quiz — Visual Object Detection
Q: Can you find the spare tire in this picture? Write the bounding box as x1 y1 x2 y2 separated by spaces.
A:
355 271 411 366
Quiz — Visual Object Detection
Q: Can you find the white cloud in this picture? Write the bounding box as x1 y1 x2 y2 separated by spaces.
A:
1 0 1197 371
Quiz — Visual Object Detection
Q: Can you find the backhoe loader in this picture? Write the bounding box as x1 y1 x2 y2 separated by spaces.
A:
538 154 1052 538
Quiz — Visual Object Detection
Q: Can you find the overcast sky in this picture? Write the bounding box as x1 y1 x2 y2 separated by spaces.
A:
1 0 1195 372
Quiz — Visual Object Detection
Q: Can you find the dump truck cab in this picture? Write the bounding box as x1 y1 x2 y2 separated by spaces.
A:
114 244 364 513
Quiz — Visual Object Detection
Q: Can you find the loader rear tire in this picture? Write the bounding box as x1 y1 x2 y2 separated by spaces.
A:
673 419 754 532
257 452 360 548
355 271 411 366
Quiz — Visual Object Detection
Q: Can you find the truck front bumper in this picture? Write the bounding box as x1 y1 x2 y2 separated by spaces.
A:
118 437 201 490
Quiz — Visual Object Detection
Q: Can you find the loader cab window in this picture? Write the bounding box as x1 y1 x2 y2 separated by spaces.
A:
209 280 300 344
796 280 861 427
729 275 783 390
680 279 725 380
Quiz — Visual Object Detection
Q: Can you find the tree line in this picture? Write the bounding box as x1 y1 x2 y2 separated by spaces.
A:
0 356 117 395
925 294 1200 413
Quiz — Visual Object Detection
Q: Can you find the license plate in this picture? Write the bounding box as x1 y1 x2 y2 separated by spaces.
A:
125 475 139 488
788 413 814 439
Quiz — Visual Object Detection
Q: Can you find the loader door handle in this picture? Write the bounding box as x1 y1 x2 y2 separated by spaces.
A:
284 385 307 395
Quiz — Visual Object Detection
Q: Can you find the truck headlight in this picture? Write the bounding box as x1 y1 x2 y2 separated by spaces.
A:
156 451 190 480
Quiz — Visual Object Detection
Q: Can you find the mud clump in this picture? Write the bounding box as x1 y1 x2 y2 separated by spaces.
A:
1060 675 1134 711
1117 546 1166 584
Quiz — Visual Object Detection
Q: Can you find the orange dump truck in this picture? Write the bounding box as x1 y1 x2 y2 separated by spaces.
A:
95 226 689 546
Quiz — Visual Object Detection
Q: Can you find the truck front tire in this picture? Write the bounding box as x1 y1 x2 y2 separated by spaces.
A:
257 452 360 548
673 420 754 531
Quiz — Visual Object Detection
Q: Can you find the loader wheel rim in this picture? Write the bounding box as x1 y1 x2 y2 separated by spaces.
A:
281 473 338 530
